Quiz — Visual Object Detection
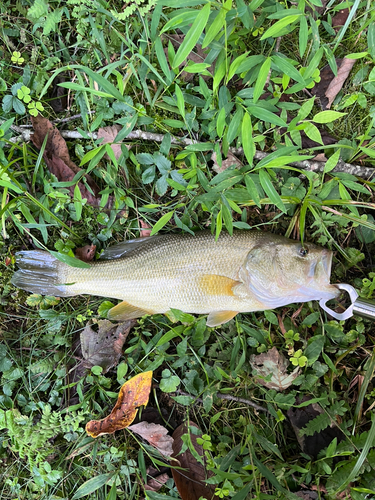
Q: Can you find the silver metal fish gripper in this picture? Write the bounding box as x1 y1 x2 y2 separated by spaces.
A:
319 283 375 321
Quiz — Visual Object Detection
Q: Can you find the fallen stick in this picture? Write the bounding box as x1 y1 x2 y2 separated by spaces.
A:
7 126 375 179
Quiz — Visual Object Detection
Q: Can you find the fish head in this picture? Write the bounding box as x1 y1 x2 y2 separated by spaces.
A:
241 236 339 308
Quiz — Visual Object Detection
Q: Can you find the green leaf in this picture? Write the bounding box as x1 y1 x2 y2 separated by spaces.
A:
175 84 185 118
313 111 347 124
299 16 308 58
154 37 173 83
258 169 287 213
260 15 300 40
253 57 271 103
227 52 250 81
172 3 211 69
72 473 116 500
272 55 305 84
150 211 174 235
227 107 243 144
324 149 341 174
73 184 83 221
216 107 226 137
50 251 91 269
303 122 323 145
247 105 286 127
304 334 325 366
242 113 255 166
245 175 261 208
202 7 226 48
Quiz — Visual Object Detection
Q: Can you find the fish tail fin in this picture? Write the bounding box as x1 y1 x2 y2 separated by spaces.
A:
11 250 76 297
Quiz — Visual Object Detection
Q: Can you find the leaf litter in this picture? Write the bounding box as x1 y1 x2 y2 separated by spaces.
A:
171 422 215 500
31 115 101 206
80 319 134 373
97 124 132 161
250 346 300 391
128 421 174 457
85 370 153 437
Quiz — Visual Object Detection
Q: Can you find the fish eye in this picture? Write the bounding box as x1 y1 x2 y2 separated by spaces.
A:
299 246 309 257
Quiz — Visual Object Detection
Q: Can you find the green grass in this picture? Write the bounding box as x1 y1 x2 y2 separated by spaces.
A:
1 0 375 499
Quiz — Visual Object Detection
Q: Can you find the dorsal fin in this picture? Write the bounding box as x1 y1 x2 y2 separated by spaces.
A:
100 236 162 260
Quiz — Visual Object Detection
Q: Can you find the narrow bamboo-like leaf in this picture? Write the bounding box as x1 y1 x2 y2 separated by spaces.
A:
221 202 233 235
175 84 185 118
242 113 255 166
72 473 116 500
216 107 226 138
312 111 347 124
253 57 271 103
202 8 226 48
227 107 243 144
58 82 114 99
154 37 173 83
71 66 124 100
272 55 305 84
259 169 287 213
247 105 287 127
172 3 211 69
299 16 308 58
324 149 341 174
260 15 300 40
245 175 261 207
74 184 83 221
227 52 250 81
304 47 323 79
150 211 174 235
50 251 91 269
215 209 223 240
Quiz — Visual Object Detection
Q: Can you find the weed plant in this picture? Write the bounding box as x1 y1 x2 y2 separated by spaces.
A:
1 0 375 499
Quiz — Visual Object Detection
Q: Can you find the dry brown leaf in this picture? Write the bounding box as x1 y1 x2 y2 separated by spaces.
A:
97 124 131 161
325 57 356 109
75 244 96 262
128 421 174 457
139 219 152 237
171 422 215 500
287 397 345 458
31 115 101 206
211 151 242 173
332 8 349 28
86 371 153 437
250 346 300 391
144 472 169 492
80 319 133 372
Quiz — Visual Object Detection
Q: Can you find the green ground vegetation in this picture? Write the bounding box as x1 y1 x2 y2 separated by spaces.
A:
1 0 375 498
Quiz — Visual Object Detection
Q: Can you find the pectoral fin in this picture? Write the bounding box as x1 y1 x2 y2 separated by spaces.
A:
199 275 239 296
107 301 154 321
206 310 239 327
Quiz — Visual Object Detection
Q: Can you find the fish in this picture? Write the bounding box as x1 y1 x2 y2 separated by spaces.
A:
11 231 339 327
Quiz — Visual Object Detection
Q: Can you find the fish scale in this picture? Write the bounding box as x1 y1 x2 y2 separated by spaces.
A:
11 231 339 327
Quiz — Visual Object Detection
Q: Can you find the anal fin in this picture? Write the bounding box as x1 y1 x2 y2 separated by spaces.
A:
107 301 154 321
206 310 239 327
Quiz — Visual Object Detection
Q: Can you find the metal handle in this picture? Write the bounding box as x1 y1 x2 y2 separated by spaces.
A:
353 297 375 320
320 284 375 321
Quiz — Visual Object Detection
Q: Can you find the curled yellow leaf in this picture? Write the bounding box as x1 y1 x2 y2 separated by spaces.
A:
86 371 153 438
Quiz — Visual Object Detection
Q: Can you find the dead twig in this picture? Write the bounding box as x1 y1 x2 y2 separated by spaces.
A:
6 125 375 179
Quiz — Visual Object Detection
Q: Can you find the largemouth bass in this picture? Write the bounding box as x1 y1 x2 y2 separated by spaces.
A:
11 231 339 327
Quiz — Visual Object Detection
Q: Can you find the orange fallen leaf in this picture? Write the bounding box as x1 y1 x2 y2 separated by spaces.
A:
86 371 153 437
